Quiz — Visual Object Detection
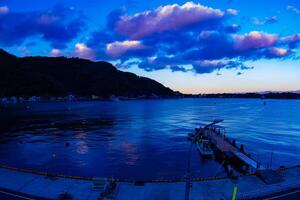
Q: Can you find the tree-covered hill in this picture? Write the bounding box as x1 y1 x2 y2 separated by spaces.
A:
0 49 176 98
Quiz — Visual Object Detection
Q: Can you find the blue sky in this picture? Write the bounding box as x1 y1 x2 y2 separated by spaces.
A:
1 0 300 93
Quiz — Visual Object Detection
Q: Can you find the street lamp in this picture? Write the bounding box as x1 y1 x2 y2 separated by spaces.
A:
184 120 223 200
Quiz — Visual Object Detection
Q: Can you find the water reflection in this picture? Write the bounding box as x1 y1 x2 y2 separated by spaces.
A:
120 143 139 165
75 130 89 155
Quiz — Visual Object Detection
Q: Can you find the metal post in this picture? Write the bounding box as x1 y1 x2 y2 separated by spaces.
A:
185 142 194 200
232 185 238 200
185 120 223 200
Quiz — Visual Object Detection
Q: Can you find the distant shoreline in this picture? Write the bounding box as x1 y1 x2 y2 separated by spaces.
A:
1 92 300 105
183 92 300 100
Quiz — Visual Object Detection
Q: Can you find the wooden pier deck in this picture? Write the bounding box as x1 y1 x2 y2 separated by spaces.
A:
199 124 287 185
203 128 265 170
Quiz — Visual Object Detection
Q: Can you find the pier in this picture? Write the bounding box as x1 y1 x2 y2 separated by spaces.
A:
202 125 264 170
194 121 284 184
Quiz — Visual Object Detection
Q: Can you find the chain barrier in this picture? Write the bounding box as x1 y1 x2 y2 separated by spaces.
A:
0 164 298 183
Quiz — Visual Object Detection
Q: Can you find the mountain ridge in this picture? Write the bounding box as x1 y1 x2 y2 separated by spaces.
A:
0 49 177 98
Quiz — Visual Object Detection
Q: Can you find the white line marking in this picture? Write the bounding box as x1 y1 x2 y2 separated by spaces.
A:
0 189 35 200
265 189 300 200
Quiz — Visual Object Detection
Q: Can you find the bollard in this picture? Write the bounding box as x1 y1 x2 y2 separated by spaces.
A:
232 185 238 200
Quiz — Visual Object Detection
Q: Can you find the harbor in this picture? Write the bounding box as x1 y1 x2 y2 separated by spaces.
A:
0 120 299 199
1 0 300 198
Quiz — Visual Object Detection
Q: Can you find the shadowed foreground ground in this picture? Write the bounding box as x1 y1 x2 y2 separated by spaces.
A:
0 166 299 199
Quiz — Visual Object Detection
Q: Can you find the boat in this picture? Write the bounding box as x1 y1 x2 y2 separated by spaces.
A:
196 139 214 157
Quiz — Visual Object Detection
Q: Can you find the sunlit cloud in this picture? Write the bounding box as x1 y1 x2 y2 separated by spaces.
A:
115 1 224 39
106 40 144 57
233 31 278 51
74 43 95 60
0 6 9 15
50 49 61 57
267 47 289 57
226 8 238 15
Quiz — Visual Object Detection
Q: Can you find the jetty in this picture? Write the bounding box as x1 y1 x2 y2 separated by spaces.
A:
192 120 284 184
202 122 264 170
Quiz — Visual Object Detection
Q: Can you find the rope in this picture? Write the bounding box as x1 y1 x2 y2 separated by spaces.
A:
0 165 93 181
0 164 231 183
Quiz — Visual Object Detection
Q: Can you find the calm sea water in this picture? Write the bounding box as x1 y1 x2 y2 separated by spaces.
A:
0 98 299 180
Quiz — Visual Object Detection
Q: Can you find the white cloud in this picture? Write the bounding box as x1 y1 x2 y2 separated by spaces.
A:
287 5 299 14
106 40 144 57
50 49 61 57
115 2 224 39
233 31 278 51
226 8 238 15
74 43 95 60
0 6 9 14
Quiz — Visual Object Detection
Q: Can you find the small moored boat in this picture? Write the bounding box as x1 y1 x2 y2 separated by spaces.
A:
196 139 214 157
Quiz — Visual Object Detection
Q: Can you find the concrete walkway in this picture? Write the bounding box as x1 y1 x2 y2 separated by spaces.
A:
115 167 300 200
0 168 100 200
0 166 299 199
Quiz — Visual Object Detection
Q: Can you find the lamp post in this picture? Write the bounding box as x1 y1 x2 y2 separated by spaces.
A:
184 141 195 200
184 120 223 200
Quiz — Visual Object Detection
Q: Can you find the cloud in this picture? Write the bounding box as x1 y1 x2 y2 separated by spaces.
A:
192 60 251 74
138 56 180 72
225 24 240 33
253 16 277 25
87 0 300 74
170 65 189 72
134 53 253 74
17 46 31 56
0 5 85 48
264 47 290 58
0 6 9 14
226 8 238 15
74 43 95 60
233 31 278 51
106 40 145 57
280 34 300 49
114 2 225 39
50 49 61 57
287 5 299 14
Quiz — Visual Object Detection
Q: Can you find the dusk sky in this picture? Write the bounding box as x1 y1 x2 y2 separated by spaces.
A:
1 0 300 94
